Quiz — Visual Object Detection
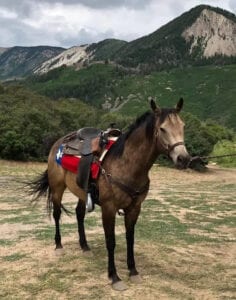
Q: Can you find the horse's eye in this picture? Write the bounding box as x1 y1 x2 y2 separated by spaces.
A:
160 127 166 133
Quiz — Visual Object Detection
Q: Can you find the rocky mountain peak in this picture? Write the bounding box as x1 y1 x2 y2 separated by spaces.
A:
182 8 236 57
34 45 91 74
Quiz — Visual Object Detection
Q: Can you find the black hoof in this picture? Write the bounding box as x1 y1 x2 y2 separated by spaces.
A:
81 244 90 252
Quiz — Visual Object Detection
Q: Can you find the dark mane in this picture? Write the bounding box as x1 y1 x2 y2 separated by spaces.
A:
108 111 156 158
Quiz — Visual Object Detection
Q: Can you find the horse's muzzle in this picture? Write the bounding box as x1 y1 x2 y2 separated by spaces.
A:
176 154 191 169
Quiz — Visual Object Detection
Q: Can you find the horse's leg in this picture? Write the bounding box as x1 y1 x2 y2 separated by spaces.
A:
124 205 142 283
53 202 63 249
102 204 128 291
51 185 65 250
76 198 90 251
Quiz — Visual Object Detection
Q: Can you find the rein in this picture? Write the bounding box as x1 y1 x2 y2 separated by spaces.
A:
199 153 236 160
100 167 150 201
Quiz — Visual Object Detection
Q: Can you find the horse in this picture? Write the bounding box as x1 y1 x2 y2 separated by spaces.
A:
29 98 190 291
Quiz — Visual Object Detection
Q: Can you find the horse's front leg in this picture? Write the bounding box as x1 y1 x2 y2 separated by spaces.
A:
76 198 90 251
102 204 128 291
124 204 142 283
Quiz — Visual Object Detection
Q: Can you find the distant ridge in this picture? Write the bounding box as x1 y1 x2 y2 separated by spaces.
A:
34 39 126 74
0 46 65 79
0 5 236 79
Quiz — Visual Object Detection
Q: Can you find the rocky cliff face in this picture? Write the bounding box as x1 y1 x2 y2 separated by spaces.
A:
34 45 91 74
34 39 126 74
182 9 236 57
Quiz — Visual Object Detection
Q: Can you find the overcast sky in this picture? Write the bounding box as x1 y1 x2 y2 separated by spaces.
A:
0 0 235 48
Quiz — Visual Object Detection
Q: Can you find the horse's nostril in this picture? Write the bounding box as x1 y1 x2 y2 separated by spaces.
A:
177 155 190 169
177 155 184 163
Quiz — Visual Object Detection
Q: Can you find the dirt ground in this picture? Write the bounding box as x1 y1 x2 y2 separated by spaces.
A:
0 161 235 299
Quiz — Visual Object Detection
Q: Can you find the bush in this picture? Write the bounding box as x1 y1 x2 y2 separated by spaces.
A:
211 140 236 167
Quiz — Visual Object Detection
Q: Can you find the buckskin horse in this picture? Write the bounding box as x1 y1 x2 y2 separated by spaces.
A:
29 98 190 290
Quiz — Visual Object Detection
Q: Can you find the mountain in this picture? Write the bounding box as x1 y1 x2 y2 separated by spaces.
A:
111 5 236 70
0 5 236 79
34 45 89 74
0 46 65 79
34 39 126 74
34 5 236 75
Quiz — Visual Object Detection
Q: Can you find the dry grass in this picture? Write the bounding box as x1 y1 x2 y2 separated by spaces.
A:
0 160 235 299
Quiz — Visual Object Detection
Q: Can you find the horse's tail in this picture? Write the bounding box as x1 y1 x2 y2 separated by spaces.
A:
28 169 72 216
28 169 52 214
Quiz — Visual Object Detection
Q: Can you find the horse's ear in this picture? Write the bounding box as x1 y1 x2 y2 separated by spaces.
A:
176 97 184 113
150 98 161 114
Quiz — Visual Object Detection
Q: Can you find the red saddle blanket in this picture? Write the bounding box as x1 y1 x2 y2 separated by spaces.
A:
56 139 116 179
61 155 100 179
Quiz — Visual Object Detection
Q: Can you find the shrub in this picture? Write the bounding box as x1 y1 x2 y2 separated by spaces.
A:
211 140 236 167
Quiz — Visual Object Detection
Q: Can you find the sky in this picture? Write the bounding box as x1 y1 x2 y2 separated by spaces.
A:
0 0 235 48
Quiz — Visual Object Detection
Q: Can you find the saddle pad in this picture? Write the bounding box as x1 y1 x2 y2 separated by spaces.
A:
62 155 100 179
55 138 117 179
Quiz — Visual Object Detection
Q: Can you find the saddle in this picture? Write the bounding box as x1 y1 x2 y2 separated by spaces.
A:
62 126 122 210
63 127 121 157
62 128 100 156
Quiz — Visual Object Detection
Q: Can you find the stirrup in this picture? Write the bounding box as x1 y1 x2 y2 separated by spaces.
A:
86 193 94 213
118 209 125 216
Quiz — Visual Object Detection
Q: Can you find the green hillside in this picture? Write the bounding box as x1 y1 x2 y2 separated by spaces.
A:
87 39 127 61
0 82 234 161
0 84 99 160
26 63 236 130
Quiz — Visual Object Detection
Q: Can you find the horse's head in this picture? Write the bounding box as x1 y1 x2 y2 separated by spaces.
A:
151 98 190 169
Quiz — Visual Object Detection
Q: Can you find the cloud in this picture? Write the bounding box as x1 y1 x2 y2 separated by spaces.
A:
0 0 153 15
0 0 35 18
39 0 153 10
0 0 235 47
229 0 236 12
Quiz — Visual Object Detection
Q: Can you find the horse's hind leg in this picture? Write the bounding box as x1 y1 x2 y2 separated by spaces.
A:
53 202 63 249
76 198 90 251
51 186 66 249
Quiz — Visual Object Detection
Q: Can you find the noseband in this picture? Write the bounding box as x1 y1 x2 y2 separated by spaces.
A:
167 141 185 155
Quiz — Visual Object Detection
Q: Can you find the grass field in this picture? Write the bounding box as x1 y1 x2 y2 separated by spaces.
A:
0 160 235 299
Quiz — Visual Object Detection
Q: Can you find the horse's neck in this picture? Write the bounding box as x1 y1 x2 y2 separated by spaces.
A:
120 127 158 179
